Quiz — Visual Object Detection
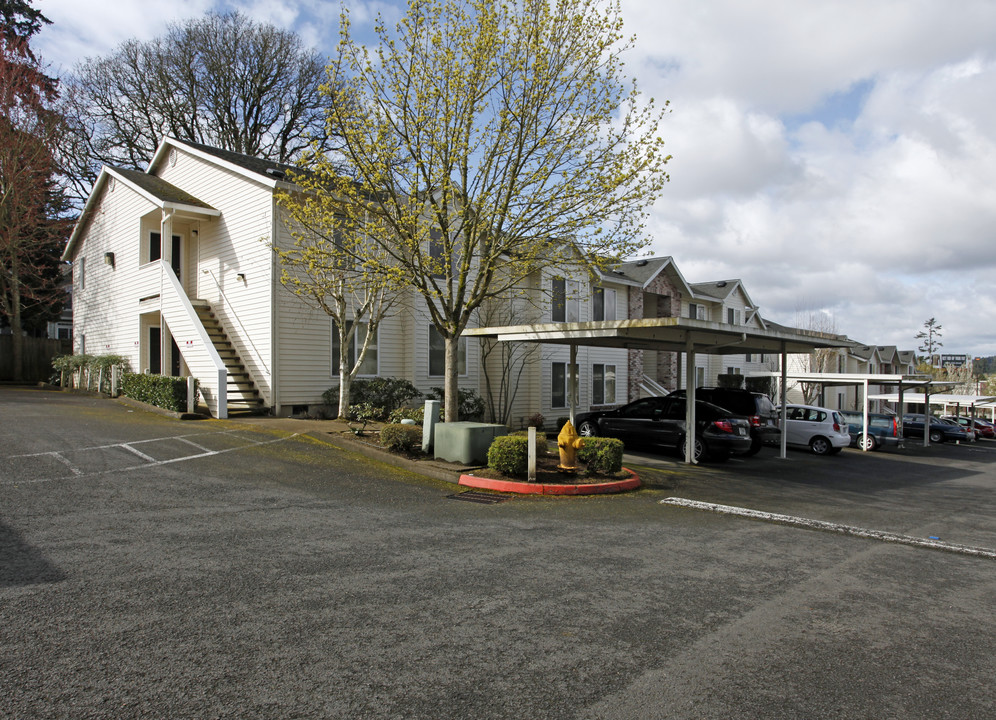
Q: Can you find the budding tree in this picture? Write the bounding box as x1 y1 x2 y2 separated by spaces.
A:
288 0 671 422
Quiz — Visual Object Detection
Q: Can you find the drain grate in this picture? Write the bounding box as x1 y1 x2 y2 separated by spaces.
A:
447 491 508 504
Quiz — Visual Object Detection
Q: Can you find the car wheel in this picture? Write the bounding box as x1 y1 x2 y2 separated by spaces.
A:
681 436 705 462
928 429 944 443
858 434 877 451
809 436 832 455
742 435 763 457
577 420 598 437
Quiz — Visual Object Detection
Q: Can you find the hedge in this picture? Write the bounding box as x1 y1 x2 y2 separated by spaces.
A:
487 434 530 475
577 437 625 474
120 373 197 413
380 423 424 453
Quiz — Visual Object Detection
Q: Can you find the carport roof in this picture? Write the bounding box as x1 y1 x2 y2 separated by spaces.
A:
464 317 852 355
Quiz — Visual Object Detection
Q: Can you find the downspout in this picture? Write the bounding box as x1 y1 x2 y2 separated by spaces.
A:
270 195 280 415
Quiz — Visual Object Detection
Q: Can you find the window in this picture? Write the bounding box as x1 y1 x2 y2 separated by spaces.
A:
726 366 741 375
79 256 86 290
688 303 704 320
429 325 467 377
332 321 378 376
552 361 580 408
149 231 162 263
592 364 616 405
727 308 741 325
592 287 617 321
552 277 579 322
695 366 705 386
746 353 752 362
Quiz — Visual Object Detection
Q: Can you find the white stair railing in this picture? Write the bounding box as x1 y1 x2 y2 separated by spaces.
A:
640 374 671 398
158 261 228 418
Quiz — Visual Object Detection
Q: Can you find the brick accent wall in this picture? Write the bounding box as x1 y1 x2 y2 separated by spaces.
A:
627 272 683 400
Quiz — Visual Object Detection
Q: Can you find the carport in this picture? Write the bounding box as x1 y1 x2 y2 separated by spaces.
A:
867 391 996 440
747 372 955 449
464 318 850 463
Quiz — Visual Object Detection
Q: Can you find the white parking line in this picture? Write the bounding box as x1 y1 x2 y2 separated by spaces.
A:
2 433 301 486
660 497 996 559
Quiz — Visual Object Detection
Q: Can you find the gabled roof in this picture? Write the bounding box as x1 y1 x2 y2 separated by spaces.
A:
63 166 220 262
608 257 695 296
896 350 915 366
878 345 898 363
148 137 298 188
849 344 879 362
689 278 758 312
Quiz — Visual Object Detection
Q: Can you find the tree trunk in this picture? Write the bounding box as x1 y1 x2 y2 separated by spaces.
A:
10 264 23 382
338 365 352 419
444 334 459 423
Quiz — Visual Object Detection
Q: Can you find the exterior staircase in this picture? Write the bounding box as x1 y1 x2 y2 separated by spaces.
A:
191 300 264 413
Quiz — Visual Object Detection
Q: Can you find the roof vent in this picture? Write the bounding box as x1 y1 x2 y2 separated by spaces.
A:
266 168 286 180
717 281 727 287
636 259 649 267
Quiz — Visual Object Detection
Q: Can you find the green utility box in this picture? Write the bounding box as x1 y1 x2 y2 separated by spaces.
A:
433 422 508 465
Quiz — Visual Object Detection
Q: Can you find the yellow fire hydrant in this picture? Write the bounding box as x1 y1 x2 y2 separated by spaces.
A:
557 420 585 472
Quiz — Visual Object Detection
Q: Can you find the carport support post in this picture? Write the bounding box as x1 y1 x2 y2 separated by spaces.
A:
923 387 930 447
684 337 696 464
861 379 870 452
779 342 788 459
897 381 905 441
569 344 578 426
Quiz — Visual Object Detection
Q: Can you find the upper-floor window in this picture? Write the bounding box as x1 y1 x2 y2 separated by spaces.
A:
592 287 617 322
332 321 378 377
428 228 446 279
688 303 704 320
552 277 579 323
429 325 467 376
727 307 741 325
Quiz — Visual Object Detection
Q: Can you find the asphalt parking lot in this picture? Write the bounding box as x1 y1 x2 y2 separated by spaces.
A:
1 386 994 719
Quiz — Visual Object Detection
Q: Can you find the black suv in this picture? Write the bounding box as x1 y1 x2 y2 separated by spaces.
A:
669 387 780 455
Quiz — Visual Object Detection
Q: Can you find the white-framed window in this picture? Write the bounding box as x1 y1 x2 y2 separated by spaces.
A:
428 325 467 377
552 277 579 322
592 287 617 321
727 308 741 325
688 303 704 320
695 366 705 386
552 361 580 409
726 366 742 375
428 228 446 279
592 363 616 405
332 320 378 376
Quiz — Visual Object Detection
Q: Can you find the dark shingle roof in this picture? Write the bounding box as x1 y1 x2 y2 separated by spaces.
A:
112 167 215 210
690 279 740 301
612 257 674 285
177 140 298 180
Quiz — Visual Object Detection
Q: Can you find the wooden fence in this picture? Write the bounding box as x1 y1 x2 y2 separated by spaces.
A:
0 336 72 382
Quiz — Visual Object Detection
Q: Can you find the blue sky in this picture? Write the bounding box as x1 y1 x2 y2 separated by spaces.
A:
35 0 996 356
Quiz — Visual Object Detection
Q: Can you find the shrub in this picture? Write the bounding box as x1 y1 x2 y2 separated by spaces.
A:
388 406 425 424
427 387 485 421
486 434 529 476
51 353 130 393
380 423 424 453
527 412 545 431
120 373 196 412
577 437 624 474
322 377 423 419
345 402 381 434
510 429 549 455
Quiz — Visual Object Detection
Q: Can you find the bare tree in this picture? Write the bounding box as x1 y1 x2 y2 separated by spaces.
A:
62 12 336 204
795 310 840 405
475 290 542 425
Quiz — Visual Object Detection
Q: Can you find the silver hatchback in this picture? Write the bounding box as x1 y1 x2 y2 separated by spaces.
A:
779 404 851 455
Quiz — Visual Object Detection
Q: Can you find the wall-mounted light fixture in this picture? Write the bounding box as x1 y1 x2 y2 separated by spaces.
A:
103 252 115 268
236 273 246 282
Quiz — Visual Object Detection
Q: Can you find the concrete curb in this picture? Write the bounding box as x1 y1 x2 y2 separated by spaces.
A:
458 468 641 495
114 395 208 421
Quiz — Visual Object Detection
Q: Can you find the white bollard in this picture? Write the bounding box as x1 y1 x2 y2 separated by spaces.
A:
528 426 537 482
422 399 442 453
187 376 196 414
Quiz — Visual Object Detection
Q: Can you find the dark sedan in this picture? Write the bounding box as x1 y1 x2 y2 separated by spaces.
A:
902 414 972 444
574 395 752 461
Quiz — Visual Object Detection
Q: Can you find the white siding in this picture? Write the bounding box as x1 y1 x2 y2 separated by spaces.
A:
71 181 159 371
157 148 276 403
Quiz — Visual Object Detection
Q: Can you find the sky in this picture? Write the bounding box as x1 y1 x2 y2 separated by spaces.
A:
34 0 996 356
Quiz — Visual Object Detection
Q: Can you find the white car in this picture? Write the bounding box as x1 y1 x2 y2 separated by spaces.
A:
779 404 851 455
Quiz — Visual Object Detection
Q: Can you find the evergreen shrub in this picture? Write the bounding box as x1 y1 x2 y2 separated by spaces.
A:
380 423 424 453
121 373 195 412
577 437 624 474
486 434 529 476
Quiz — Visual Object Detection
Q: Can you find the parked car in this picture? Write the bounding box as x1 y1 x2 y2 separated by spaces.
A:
778 404 851 455
939 417 976 441
901 414 971 444
839 410 901 451
574 395 752 461
942 415 994 439
669 387 781 456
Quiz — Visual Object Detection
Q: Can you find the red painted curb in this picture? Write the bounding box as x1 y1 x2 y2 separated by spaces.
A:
458 468 640 496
